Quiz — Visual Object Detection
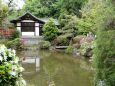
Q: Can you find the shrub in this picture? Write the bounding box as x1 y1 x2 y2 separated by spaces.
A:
10 29 20 40
0 45 25 86
73 43 80 48
78 41 94 57
43 18 59 41
0 39 8 46
80 37 94 44
7 38 26 49
73 36 93 44
53 37 70 46
73 36 82 44
38 41 51 49
65 46 73 53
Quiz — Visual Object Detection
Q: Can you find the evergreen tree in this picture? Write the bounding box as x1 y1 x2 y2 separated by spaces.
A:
43 18 59 41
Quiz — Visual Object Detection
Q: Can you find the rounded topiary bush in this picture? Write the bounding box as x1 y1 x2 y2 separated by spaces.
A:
38 41 51 49
0 45 26 86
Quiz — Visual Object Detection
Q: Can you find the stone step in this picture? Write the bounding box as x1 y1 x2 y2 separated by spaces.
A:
21 36 44 46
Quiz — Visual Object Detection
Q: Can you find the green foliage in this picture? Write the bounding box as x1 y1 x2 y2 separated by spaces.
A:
0 45 25 86
43 18 59 41
54 37 70 46
22 0 86 18
7 38 25 50
75 0 107 34
92 0 115 86
0 39 8 46
22 0 50 18
0 0 9 25
10 29 20 40
58 14 78 39
38 41 51 49
65 46 73 53
78 41 94 57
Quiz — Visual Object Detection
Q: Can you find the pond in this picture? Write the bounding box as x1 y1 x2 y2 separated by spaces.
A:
17 50 94 86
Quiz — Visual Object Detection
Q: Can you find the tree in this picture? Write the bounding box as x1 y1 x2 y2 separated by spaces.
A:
43 18 59 41
22 0 50 18
22 0 87 18
57 0 86 17
75 0 103 34
0 0 8 26
93 0 115 86
58 14 78 41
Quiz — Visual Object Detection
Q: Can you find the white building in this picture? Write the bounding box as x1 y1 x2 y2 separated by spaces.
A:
10 12 59 37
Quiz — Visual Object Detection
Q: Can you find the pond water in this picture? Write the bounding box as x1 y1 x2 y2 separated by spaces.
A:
17 50 93 86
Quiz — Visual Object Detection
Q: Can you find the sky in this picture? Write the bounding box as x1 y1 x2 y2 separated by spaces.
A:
2 0 24 9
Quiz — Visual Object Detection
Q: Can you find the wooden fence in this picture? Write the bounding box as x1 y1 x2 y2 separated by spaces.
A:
0 27 15 37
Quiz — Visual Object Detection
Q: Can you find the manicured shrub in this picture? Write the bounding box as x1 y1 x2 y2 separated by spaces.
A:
73 36 82 44
43 18 59 41
0 45 26 86
54 37 70 46
10 29 20 40
7 38 26 49
38 41 51 49
73 36 93 44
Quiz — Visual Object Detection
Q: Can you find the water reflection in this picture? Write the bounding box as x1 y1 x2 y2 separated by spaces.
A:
17 50 93 86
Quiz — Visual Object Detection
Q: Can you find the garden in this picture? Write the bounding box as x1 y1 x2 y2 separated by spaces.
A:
0 0 115 86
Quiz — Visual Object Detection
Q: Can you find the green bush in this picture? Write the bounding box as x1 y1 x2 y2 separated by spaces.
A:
53 37 70 46
0 45 25 86
78 41 94 57
65 46 73 53
7 38 26 50
10 29 20 40
7 40 14 48
38 41 51 49
0 39 8 46
43 18 59 41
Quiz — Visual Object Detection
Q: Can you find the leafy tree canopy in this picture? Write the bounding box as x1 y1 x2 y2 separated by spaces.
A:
22 0 87 18
0 0 9 26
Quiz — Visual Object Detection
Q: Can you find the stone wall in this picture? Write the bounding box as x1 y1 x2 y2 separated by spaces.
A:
21 36 44 46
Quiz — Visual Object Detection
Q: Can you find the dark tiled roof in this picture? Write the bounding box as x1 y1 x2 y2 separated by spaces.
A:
10 12 59 25
39 18 60 25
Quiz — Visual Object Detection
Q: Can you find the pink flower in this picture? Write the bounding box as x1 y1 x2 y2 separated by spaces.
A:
22 44 25 47
19 39 26 43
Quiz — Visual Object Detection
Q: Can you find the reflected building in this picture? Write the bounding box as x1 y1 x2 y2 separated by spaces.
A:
20 50 40 73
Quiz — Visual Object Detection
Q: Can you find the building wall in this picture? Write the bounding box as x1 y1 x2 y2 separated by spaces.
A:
17 23 21 32
16 20 40 36
21 36 44 46
35 23 39 36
